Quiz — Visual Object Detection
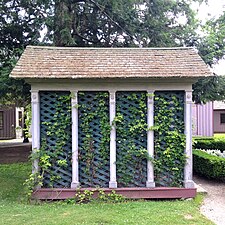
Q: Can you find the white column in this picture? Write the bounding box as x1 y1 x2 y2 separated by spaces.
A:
71 91 80 188
31 91 40 174
109 91 117 188
184 91 195 188
146 91 155 188
15 107 19 128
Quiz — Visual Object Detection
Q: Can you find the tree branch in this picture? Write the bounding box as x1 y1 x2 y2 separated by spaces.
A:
88 0 136 42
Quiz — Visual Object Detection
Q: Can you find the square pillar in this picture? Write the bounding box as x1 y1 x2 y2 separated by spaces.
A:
146 91 155 188
71 91 80 188
31 91 40 174
184 91 195 188
109 91 117 188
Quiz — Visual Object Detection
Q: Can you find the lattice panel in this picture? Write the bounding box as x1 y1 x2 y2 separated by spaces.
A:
154 91 185 187
78 92 110 188
116 92 147 187
40 91 72 188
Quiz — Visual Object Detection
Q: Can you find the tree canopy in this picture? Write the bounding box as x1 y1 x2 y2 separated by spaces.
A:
193 12 225 103
1 0 225 105
52 0 199 48
0 0 52 105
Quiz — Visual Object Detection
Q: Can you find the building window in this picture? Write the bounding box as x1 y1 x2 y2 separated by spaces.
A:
220 113 225 124
0 111 3 129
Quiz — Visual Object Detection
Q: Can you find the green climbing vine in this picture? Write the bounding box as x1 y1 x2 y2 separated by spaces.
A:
24 90 187 200
115 92 149 187
40 92 72 188
24 92 72 197
153 92 186 187
78 92 111 187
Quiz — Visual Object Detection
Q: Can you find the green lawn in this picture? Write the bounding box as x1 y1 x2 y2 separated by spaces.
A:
0 163 214 225
214 133 225 138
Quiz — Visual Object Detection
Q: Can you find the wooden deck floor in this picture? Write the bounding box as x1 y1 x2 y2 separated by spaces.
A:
33 187 196 200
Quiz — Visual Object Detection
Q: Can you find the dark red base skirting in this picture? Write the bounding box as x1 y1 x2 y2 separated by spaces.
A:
32 187 196 200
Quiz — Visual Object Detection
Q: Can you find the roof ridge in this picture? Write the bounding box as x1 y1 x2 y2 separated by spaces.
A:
26 45 194 50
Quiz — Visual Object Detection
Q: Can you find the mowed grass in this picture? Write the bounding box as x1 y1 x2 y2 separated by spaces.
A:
214 133 225 138
0 163 214 225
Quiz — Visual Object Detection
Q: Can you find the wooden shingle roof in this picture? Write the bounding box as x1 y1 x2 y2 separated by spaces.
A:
10 46 212 79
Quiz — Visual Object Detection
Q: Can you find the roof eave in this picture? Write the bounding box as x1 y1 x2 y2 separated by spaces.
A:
24 76 208 85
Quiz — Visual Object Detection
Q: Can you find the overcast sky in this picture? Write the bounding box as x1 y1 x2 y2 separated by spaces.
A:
195 0 225 75
195 0 225 21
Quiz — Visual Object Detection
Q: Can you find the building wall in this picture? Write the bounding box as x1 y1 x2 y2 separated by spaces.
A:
214 110 225 133
192 102 213 137
192 104 197 136
0 106 16 139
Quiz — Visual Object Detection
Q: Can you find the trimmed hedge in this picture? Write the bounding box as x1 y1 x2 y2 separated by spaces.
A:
193 149 225 181
193 138 225 152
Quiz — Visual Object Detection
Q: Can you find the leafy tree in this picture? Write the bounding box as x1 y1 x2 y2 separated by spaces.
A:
0 0 53 106
135 0 200 47
193 76 225 103
52 0 202 48
193 12 225 103
197 13 225 66
53 0 141 47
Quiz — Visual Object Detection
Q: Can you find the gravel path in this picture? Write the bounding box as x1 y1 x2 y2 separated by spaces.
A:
194 175 225 225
